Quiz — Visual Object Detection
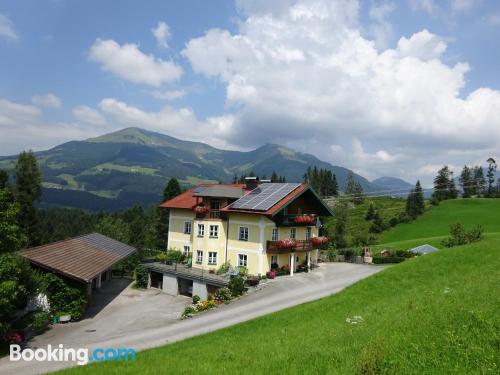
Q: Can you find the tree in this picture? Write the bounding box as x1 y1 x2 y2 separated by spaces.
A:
414 180 425 215
95 216 130 244
156 178 182 250
486 158 497 197
365 202 376 221
0 188 27 253
405 188 417 219
333 201 348 248
345 172 364 205
459 165 473 198
473 166 486 196
304 166 338 197
0 170 8 189
432 166 456 202
15 151 42 246
369 210 385 233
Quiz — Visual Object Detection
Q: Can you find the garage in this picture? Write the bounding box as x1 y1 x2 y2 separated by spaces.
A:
150 271 163 289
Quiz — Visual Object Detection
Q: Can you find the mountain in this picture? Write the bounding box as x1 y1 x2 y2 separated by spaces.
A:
371 176 413 194
0 127 380 211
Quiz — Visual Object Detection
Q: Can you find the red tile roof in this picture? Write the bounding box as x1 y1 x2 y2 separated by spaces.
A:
160 183 311 216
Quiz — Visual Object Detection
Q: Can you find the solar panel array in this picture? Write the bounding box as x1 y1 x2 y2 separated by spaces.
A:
230 183 301 211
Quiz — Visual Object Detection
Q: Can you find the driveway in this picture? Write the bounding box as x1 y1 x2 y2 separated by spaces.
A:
0 263 386 374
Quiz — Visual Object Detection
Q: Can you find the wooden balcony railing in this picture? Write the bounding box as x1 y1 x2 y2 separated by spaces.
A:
266 239 314 254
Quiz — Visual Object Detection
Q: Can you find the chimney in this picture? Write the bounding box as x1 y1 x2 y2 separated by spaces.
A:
245 176 259 190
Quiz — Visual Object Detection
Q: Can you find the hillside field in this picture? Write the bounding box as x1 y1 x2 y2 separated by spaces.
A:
378 198 500 247
60 234 500 374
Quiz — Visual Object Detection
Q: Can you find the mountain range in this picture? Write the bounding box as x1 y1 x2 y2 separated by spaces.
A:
0 127 412 211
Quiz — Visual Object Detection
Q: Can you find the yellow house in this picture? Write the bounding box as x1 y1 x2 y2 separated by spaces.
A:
160 178 333 276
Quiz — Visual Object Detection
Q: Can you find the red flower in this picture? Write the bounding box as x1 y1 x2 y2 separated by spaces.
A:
194 205 208 214
278 239 297 249
312 236 328 246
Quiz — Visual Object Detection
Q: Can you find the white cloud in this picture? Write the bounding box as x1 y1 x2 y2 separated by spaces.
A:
72 105 107 125
151 89 186 100
449 0 477 13
89 39 182 87
409 0 436 14
152 21 171 49
181 0 500 183
31 94 62 109
486 14 500 26
369 2 396 49
0 13 18 41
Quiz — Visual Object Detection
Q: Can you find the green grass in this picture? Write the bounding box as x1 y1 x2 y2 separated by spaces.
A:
379 199 500 244
81 163 159 176
60 235 500 374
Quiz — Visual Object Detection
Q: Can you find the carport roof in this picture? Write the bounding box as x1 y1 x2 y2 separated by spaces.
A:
19 233 136 283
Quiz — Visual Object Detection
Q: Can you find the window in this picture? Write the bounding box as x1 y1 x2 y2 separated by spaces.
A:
208 251 217 265
306 227 312 240
239 226 249 241
210 199 221 219
183 245 190 256
196 250 203 264
238 254 248 267
272 228 279 241
209 225 219 238
271 255 278 266
290 227 296 239
198 223 205 237
184 221 192 234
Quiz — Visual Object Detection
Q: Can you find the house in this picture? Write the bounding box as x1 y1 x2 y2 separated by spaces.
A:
159 178 333 278
19 233 136 297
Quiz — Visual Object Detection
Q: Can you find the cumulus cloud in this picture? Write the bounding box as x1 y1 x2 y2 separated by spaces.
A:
181 0 500 183
369 2 396 49
152 21 171 49
32 94 61 109
151 89 185 100
0 13 18 41
409 0 436 14
72 105 107 125
89 39 182 87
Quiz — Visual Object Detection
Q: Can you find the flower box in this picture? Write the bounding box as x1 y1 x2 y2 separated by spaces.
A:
278 239 297 249
294 215 316 225
194 205 208 214
311 236 329 246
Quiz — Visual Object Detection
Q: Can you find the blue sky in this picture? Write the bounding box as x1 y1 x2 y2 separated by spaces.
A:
1 0 500 184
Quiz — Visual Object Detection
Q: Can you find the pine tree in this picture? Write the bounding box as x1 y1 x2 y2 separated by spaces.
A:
459 166 473 198
432 166 454 202
271 171 279 183
15 151 42 246
0 170 8 189
448 174 458 199
156 178 182 250
365 202 376 221
333 201 348 248
369 210 384 233
486 158 497 197
473 166 486 197
406 188 417 219
414 180 425 215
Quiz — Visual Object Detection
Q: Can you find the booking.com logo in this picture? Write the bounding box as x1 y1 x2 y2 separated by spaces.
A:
10 344 136 365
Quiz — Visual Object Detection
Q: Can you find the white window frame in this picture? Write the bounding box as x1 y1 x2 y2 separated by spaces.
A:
239 226 249 241
305 227 312 240
290 227 296 239
197 223 205 237
272 228 279 241
209 225 219 238
238 254 248 267
184 221 192 235
183 245 190 256
208 251 217 265
196 250 203 264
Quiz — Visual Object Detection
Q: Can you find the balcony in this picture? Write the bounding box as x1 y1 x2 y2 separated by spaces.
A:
266 239 313 254
276 214 317 227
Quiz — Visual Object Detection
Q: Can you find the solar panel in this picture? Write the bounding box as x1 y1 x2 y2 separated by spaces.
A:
230 183 301 211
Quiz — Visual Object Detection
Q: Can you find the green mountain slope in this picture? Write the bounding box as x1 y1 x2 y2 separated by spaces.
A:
60 235 500 374
0 127 379 210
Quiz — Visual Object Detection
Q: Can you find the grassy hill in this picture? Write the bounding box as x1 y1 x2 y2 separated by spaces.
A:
60 234 500 374
378 199 500 249
0 127 381 211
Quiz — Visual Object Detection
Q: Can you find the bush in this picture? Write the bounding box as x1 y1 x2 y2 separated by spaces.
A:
442 223 484 248
326 247 337 261
266 271 276 279
165 250 184 264
238 266 248 277
182 306 197 318
270 263 279 270
192 295 200 304
216 262 231 275
228 275 245 297
31 311 51 332
214 287 232 302
195 300 216 312
133 264 148 289
40 273 86 321
372 256 406 264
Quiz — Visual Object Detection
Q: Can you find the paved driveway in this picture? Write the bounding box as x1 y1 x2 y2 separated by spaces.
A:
0 263 386 374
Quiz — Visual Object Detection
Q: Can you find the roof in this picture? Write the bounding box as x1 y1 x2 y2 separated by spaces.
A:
19 233 136 283
160 182 333 217
409 244 439 255
193 185 244 199
159 184 247 210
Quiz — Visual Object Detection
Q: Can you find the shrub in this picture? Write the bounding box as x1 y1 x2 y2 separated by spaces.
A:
327 247 337 262
214 287 232 302
196 300 216 312
216 262 231 275
40 273 86 321
266 271 276 279
31 311 51 332
238 266 248 277
228 275 245 297
372 256 406 264
270 262 279 270
155 252 168 263
182 306 197 318
442 223 484 248
165 250 184 264
192 295 200 304
133 264 148 289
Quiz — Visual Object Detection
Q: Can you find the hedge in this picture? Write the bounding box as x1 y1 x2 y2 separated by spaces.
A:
372 256 406 264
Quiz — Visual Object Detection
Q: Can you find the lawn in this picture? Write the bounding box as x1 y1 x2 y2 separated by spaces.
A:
59 235 500 374
379 198 500 244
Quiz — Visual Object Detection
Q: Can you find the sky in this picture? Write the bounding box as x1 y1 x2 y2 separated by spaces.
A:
1 0 500 185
